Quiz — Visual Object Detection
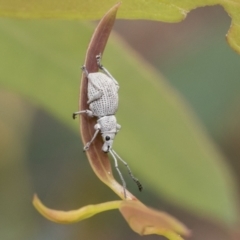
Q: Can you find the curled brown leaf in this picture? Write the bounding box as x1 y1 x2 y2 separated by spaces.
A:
78 2 136 200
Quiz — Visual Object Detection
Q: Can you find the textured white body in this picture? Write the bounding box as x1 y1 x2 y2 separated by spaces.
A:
97 115 118 133
88 72 119 117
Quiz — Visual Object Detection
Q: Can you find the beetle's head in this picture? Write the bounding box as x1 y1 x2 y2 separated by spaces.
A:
102 133 116 153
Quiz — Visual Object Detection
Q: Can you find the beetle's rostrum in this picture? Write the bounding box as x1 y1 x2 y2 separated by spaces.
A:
73 54 142 198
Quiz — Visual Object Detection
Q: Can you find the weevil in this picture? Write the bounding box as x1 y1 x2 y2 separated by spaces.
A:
73 54 142 197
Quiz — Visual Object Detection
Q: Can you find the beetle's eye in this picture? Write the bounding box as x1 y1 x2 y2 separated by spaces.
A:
105 136 110 141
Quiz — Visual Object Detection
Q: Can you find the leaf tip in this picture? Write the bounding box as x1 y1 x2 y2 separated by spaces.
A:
119 200 191 240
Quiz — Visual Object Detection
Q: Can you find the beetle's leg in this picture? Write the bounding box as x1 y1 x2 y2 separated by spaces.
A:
81 65 89 76
87 91 103 104
83 124 100 151
72 110 93 119
111 149 143 192
116 124 121 133
86 76 104 104
109 149 127 198
81 64 104 104
96 54 119 88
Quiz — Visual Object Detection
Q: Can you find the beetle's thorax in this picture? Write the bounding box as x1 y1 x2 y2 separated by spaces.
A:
97 115 117 134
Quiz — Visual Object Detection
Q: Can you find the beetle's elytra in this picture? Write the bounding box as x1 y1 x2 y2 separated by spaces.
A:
73 54 142 198
87 72 119 117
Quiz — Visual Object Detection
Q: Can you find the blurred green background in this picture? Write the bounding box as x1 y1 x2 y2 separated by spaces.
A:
0 5 240 240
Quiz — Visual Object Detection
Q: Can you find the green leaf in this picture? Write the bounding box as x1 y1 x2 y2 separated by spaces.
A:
0 0 240 53
111 44 238 225
0 18 237 226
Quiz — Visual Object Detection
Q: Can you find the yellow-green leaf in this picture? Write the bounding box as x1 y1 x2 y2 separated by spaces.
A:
33 194 122 224
33 194 190 240
0 0 239 53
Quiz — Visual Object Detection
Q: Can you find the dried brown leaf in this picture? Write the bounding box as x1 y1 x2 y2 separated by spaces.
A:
79 2 136 200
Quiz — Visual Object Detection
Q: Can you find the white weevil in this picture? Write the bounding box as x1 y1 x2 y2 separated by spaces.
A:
73 54 142 197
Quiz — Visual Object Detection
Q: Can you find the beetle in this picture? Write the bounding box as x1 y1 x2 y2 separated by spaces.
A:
73 54 142 197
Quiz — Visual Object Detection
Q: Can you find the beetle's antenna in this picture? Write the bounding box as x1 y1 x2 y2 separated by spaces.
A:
109 149 127 198
111 149 143 192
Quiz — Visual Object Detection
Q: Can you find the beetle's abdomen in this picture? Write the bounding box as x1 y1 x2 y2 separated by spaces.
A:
88 72 119 117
